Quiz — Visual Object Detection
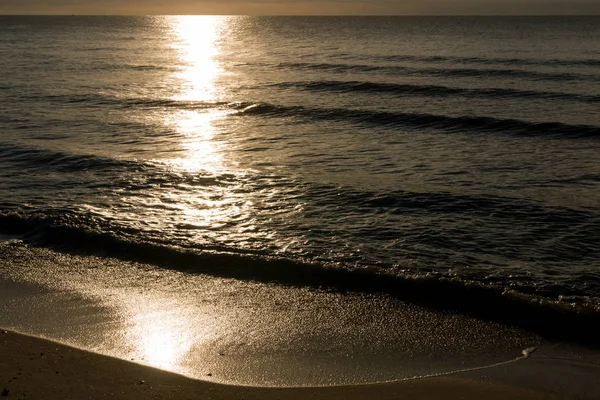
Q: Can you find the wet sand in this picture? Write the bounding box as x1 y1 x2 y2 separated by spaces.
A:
0 330 564 400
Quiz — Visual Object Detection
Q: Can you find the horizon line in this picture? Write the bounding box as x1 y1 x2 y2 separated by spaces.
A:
2 14 600 17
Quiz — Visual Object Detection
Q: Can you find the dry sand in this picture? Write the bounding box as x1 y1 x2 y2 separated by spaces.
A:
0 330 565 400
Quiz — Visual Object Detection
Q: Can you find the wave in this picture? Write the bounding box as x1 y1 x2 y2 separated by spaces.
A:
231 102 600 139
2 143 597 268
372 54 600 68
0 143 238 194
272 80 600 103
0 210 599 346
97 63 176 72
0 143 139 173
32 93 228 110
270 62 600 82
6 91 600 139
299 184 600 268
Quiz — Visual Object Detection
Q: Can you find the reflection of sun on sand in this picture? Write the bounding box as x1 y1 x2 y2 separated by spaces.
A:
127 299 196 372
0 330 563 400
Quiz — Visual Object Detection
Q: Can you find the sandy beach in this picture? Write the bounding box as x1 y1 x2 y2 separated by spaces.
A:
1 329 568 400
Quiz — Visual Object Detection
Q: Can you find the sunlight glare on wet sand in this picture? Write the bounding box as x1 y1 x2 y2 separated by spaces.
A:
126 298 198 372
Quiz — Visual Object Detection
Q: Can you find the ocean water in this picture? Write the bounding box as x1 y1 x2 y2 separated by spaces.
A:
1 16 600 319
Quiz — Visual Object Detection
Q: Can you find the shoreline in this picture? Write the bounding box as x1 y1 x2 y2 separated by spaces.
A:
1 243 599 398
0 242 548 387
2 236 599 347
0 329 564 400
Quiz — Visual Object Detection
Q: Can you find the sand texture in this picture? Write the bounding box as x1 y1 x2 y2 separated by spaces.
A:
0 330 566 400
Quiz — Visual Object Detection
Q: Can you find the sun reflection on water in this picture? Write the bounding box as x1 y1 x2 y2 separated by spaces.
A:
165 109 225 173
165 16 232 173
170 16 225 102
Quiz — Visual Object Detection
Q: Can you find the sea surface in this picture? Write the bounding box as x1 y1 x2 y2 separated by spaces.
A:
1 16 600 317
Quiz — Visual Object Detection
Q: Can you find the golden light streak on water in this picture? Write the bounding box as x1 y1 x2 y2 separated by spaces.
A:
163 16 233 174
165 109 225 173
170 16 226 102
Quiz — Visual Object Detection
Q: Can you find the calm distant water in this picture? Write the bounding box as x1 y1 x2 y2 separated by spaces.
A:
1 16 600 310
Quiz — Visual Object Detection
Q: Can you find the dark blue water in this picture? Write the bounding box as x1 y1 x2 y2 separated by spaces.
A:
1 16 600 318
